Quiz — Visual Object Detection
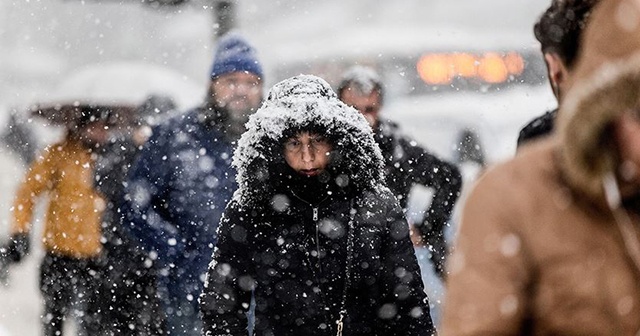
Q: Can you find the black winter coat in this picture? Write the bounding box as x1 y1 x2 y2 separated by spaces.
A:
201 186 435 336
375 120 462 277
200 75 436 336
517 108 557 148
95 137 141 264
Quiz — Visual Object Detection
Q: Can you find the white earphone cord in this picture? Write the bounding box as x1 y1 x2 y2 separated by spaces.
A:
603 172 640 336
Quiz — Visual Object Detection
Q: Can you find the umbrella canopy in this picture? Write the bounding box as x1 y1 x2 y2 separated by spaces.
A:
31 103 138 127
30 61 204 126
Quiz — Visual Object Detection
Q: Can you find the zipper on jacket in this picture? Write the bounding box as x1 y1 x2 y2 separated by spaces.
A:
289 190 329 222
290 190 329 272
315 217 321 271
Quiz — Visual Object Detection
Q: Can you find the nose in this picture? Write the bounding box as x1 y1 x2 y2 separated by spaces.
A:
300 144 315 163
232 81 258 96
233 83 250 95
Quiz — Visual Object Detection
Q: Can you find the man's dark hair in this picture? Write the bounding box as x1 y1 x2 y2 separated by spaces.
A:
534 0 598 69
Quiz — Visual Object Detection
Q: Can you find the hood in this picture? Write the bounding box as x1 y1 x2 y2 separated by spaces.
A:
557 0 640 202
232 75 385 207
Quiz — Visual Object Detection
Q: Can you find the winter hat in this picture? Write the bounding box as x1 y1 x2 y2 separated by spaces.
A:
557 0 640 201
210 31 263 80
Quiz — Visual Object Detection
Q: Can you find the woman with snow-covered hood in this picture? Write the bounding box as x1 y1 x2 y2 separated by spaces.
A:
200 75 436 335
442 0 640 334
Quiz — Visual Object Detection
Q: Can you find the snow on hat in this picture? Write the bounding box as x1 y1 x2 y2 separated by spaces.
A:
210 31 263 80
337 65 384 97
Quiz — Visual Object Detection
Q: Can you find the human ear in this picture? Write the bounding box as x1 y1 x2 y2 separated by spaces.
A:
544 53 570 101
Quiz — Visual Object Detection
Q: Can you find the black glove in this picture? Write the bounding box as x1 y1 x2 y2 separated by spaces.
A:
6 233 30 263
423 229 448 280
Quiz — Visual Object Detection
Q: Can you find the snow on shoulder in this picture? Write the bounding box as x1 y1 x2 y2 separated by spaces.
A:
233 74 386 206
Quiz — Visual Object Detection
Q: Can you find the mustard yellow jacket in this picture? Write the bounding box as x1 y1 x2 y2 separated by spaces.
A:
12 139 104 258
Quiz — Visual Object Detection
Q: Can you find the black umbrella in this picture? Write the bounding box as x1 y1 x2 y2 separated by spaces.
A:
30 103 137 128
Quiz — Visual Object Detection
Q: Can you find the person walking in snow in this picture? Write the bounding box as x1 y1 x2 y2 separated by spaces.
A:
94 95 176 336
120 31 264 336
200 75 436 336
1 111 110 336
337 65 462 279
442 0 640 333
517 0 598 147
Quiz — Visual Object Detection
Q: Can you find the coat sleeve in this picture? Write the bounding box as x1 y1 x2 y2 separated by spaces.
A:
402 138 462 277
200 201 254 336
119 127 186 265
440 171 532 336
12 146 57 234
379 192 437 336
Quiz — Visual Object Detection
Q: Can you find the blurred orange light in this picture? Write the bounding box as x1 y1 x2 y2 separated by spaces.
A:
504 52 525 75
417 54 453 85
477 53 508 83
418 51 523 85
452 53 477 77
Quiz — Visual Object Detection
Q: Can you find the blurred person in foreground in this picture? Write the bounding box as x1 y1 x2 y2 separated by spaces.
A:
517 0 598 147
200 75 436 335
337 65 462 279
0 111 109 336
120 31 264 336
95 95 176 335
442 0 640 333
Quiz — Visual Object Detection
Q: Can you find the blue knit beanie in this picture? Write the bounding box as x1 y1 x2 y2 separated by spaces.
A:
210 31 263 80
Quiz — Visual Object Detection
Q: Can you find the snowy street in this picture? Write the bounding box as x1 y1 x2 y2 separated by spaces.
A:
0 250 43 336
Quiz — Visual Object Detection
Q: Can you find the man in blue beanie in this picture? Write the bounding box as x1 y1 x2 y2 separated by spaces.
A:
120 31 263 336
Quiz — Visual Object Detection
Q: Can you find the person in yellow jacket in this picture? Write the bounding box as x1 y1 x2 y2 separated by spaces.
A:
1 112 109 336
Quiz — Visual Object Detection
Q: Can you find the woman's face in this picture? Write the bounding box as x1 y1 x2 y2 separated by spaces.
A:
283 132 333 177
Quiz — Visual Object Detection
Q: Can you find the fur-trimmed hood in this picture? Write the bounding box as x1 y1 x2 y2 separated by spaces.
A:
232 75 386 207
557 0 640 202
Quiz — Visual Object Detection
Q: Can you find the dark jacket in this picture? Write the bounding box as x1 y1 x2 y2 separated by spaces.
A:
200 75 435 336
375 119 462 277
517 108 557 148
95 136 165 334
121 108 236 302
96 137 140 262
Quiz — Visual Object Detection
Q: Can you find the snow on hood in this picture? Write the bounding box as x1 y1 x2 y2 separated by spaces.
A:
233 74 385 207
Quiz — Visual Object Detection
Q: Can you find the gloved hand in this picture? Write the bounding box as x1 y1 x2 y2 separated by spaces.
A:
6 233 30 263
424 231 447 280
